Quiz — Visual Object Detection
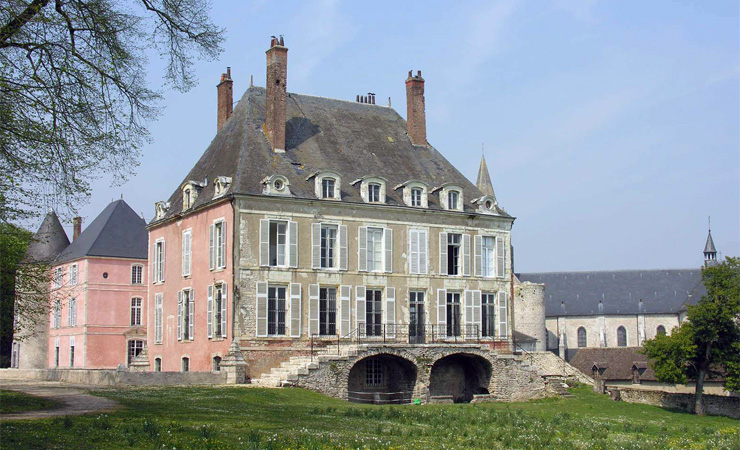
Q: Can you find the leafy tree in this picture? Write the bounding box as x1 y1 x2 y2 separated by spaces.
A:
0 223 32 366
0 0 224 225
642 257 740 415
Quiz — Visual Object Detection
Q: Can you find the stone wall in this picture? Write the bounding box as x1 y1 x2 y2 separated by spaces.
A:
527 351 593 385
616 387 740 419
513 279 546 351
0 368 226 386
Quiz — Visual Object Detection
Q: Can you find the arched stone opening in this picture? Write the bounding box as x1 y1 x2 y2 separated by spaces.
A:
429 353 492 403
347 354 417 404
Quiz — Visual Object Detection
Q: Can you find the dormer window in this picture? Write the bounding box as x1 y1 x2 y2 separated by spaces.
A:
397 180 429 208
213 176 232 198
472 195 497 214
353 176 388 204
154 201 170 220
181 181 204 211
309 171 341 200
436 184 463 211
262 174 292 197
321 178 335 199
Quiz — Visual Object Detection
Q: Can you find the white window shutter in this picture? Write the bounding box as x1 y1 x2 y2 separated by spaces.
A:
219 222 227 269
288 221 298 268
440 190 448 209
439 232 448 275
437 289 447 329
221 283 228 338
181 233 186 277
259 219 269 267
209 224 215 270
385 287 396 338
339 225 348 270
474 235 482 277
311 223 321 269
409 229 419 274
420 230 428 274
308 284 319 336
473 290 482 337
465 290 474 339
358 226 367 272
207 285 213 338
339 285 351 337
152 244 158 281
355 286 366 331
498 291 508 338
384 228 393 273
496 236 505 278
177 291 182 341
161 241 166 282
462 234 471 276
188 289 194 340
256 282 268 337
289 283 302 337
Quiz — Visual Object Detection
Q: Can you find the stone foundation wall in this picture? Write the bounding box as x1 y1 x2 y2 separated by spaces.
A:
0 368 226 386
616 387 740 419
528 351 593 385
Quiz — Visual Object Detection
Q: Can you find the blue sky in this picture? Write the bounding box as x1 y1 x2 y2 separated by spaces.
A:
64 0 738 272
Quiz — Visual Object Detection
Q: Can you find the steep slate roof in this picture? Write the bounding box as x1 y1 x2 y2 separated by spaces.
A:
475 155 496 200
568 347 656 381
55 200 147 263
155 86 510 223
517 269 706 317
22 212 70 264
704 230 717 253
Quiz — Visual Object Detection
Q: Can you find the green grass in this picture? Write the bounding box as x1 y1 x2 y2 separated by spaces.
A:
0 389 60 414
0 385 738 449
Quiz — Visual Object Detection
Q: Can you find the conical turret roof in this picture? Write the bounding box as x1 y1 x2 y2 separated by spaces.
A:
704 230 717 254
476 155 496 200
23 212 70 264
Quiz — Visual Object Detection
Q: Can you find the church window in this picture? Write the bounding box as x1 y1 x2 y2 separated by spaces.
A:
578 327 587 347
656 325 666 336
617 326 627 347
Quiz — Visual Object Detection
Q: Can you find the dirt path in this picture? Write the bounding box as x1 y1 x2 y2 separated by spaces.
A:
0 381 119 421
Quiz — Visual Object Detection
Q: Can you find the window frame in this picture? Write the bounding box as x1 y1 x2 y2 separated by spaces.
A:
321 177 336 199
154 293 163 344
365 359 383 387
52 300 62 329
446 291 462 337
268 220 289 267
577 327 587 348
314 171 342 200
656 325 666 336
447 233 462 276
53 267 63 289
617 326 627 347
127 339 144 366
131 263 144 284
481 293 496 337
320 223 338 269
366 227 385 272
69 264 78 285
408 228 428 275
319 287 337 336
439 185 464 211
153 238 165 283
481 236 495 278
130 297 143 326
267 285 287 336
67 297 77 327
213 219 227 270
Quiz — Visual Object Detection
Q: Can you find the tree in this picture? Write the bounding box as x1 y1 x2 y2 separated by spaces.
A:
0 223 32 366
0 0 224 225
642 257 740 415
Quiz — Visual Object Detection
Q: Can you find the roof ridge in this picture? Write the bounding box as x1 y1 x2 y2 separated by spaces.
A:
521 268 700 275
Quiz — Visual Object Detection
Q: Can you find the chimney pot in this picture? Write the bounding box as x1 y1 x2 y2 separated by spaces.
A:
217 67 234 132
266 36 288 152
73 217 82 241
405 69 428 145
417 70 422 77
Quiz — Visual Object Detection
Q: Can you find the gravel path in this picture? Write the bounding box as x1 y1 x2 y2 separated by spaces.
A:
0 381 119 421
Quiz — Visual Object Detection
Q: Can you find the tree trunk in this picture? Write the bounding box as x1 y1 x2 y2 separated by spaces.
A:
694 366 706 416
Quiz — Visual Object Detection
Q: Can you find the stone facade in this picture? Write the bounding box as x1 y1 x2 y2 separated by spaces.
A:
616 387 740 419
512 278 546 351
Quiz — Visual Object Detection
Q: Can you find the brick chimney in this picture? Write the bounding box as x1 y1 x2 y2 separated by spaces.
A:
217 67 233 132
73 217 82 241
405 70 428 146
265 36 288 153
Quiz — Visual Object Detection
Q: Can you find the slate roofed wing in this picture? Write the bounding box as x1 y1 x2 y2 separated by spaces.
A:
155 87 511 222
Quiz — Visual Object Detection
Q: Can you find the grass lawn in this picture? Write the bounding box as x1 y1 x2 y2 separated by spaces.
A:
0 385 738 449
0 389 60 415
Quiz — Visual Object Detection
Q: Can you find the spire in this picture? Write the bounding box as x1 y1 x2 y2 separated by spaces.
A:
22 211 70 264
703 217 717 266
476 154 497 201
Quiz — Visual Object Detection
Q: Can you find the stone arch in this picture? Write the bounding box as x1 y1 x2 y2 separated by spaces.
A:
347 353 417 404
428 352 493 403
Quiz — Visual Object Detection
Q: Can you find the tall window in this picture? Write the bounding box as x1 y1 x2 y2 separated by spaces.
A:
411 188 422 207
498 292 508 338
365 359 382 387
127 339 144 365
321 178 335 199
213 356 222 372
153 240 165 283
617 326 627 347
52 300 61 328
481 293 496 337
267 286 286 336
447 233 461 276
67 298 77 327
319 287 336 336
481 236 495 277
69 337 75 367
54 338 60 367
182 230 192 277
69 264 78 285
366 289 382 337
446 292 461 337
578 327 587 347
367 183 381 202
366 227 384 272
656 325 666 336
154 358 162 372
320 224 337 268
213 283 226 338
179 289 194 340
154 294 163 344
269 221 287 266
408 229 428 275
131 298 142 326
181 357 189 372
53 267 63 288
409 291 425 343
131 264 143 284
448 190 459 210
211 220 226 270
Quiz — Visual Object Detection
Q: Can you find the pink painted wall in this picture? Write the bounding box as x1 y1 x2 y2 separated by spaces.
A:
48 257 148 369
148 200 233 372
